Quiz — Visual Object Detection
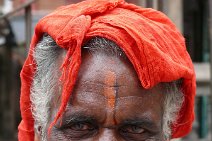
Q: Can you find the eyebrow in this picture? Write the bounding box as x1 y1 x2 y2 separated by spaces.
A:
57 113 98 129
65 115 97 124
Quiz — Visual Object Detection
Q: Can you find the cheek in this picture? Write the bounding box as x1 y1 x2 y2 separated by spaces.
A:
49 129 118 141
48 128 80 141
48 128 66 141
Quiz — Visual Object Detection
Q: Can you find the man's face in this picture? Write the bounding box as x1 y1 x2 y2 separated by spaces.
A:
48 52 166 141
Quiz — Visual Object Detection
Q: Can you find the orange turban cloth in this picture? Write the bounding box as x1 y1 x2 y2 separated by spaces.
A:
18 0 196 140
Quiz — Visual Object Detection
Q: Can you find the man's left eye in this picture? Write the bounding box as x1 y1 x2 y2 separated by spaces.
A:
121 125 145 134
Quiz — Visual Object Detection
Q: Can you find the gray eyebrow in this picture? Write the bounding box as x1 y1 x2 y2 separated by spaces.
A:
64 115 97 125
56 113 98 129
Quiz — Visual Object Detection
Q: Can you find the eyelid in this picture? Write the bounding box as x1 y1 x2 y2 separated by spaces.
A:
118 122 160 136
119 125 159 141
120 119 160 132
119 124 143 132
69 122 96 131
123 125 145 133
55 123 99 140
59 117 98 130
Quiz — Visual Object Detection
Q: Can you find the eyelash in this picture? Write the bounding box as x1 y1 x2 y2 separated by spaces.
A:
69 122 98 131
56 122 98 140
120 125 145 133
118 125 159 141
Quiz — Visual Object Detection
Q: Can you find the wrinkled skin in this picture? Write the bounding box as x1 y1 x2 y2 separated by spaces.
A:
36 51 166 141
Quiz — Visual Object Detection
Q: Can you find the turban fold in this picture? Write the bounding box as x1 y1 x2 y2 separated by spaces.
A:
18 0 196 140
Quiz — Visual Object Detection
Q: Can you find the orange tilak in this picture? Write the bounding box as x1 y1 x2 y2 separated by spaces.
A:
103 71 116 110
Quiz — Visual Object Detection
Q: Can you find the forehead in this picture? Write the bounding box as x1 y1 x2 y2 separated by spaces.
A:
76 52 165 98
70 52 165 113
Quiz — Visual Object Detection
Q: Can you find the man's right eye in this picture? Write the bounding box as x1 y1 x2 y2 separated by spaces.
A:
58 122 98 140
69 122 96 131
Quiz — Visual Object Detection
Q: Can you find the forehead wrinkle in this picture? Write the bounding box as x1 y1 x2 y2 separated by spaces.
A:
80 80 128 87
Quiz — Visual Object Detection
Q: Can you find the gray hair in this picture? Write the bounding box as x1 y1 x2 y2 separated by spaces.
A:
30 35 184 140
30 34 65 140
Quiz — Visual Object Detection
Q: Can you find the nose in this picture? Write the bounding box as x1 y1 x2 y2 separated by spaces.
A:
98 128 118 141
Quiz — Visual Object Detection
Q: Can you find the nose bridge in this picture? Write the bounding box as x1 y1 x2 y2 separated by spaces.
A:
98 128 118 141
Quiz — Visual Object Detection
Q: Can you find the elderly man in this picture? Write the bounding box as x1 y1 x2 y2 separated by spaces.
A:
18 0 196 141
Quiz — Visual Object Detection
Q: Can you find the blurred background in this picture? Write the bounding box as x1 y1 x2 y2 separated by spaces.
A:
0 0 211 141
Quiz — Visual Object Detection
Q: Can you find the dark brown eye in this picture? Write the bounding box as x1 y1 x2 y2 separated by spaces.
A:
121 125 145 134
55 122 98 140
70 123 95 131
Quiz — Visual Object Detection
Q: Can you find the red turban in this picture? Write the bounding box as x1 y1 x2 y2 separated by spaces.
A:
18 0 196 140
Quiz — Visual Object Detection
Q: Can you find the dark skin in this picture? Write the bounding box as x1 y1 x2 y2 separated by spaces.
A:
36 51 166 141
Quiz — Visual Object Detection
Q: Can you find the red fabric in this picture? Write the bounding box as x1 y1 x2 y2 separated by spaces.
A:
18 0 196 140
